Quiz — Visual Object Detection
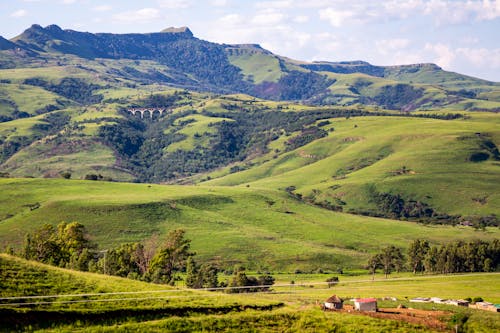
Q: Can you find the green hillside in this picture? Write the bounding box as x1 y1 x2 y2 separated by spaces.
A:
0 178 498 272
205 112 500 220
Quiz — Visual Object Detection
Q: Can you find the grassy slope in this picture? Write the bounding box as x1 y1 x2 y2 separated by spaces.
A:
166 114 232 152
228 50 282 84
0 178 498 272
322 70 500 111
206 113 500 217
0 83 69 117
1 254 499 332
0 102 136 180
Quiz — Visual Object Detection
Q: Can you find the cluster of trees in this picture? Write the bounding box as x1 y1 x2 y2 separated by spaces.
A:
368 239 500 278
226 266 275 293
285 126 328 151
372 84 424 110
23 222 94 270
23 78 103 105
21 223 195 284
362 185 500 227
19 223 275 292
253 70 334 101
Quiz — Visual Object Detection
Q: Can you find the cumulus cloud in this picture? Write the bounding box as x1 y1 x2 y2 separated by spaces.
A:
251 10 286 26
456 47 500 68
157 0 192 8
218 13 242 26
255 1 293 9
112 8 161 23
11 9 28 18
319 8 356 27
425 42 456 68
424 0 500 24
211 0 229 6
376 38 411 55
318 1 500 27
202 10 311 58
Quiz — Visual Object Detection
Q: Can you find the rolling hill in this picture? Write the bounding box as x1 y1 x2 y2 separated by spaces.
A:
0 178 498 272
0 24 499 272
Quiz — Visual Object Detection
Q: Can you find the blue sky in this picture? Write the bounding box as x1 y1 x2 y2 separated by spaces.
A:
2 0 499 81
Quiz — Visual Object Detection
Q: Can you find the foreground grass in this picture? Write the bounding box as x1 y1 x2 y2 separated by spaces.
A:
1 255 499 332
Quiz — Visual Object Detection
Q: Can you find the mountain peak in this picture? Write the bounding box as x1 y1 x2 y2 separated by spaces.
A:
161 26 193 36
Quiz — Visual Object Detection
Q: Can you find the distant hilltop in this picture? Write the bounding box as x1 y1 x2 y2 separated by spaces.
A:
161 26 193 35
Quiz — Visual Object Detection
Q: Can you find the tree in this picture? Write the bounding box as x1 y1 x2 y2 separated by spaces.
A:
103 243 141 277
199 263 220 289
133 234 159 276
57 222 92 264
22 221 93 268
367 253 382 280
326 276 339 288
185 256 202 288
424 246 439 273
408 239 430 274
23 224 60 264
228 266 274 293
379 245 404 278
148 229 193 285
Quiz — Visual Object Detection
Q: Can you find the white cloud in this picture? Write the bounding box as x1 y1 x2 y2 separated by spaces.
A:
295 0 331 8
202 11 311 58
425 42 455 68
93 5 112 12
157 0 192 8
61 0 77 4
376 38 410 55
112 8 161 23
456 47 500 68
11 9 28 18
423 0 500 24
211 0 229 6
317 1 500 27
251 11 286 26
255 1 293 9
218 13 242 25
319 8 356 27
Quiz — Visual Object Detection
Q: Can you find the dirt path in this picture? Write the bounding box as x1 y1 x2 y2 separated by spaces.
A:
339 305 451 331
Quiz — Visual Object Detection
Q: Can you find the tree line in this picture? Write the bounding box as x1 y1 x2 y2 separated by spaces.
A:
17 222 274 292
368 239 500 278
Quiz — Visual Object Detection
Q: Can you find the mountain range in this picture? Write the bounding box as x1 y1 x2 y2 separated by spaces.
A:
0 25 499 230
1 24 499 110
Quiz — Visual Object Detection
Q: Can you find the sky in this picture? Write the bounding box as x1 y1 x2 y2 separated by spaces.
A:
1 0 499 81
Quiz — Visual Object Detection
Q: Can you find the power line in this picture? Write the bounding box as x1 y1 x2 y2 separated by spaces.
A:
1 272 494 306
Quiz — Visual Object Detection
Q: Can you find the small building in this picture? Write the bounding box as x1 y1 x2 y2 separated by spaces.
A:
469 302 500 312
410 297 431 303
324 295 343 310
354 298 377 312
430 297 444 304
446 299 470 307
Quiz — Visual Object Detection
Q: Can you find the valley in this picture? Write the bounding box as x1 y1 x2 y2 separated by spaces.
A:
0 24 499 332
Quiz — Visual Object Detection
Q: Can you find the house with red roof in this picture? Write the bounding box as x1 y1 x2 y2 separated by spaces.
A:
354 298 377 312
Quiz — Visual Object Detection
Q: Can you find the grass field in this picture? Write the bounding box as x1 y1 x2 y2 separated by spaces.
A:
1 254 499 332
0 178 498 272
